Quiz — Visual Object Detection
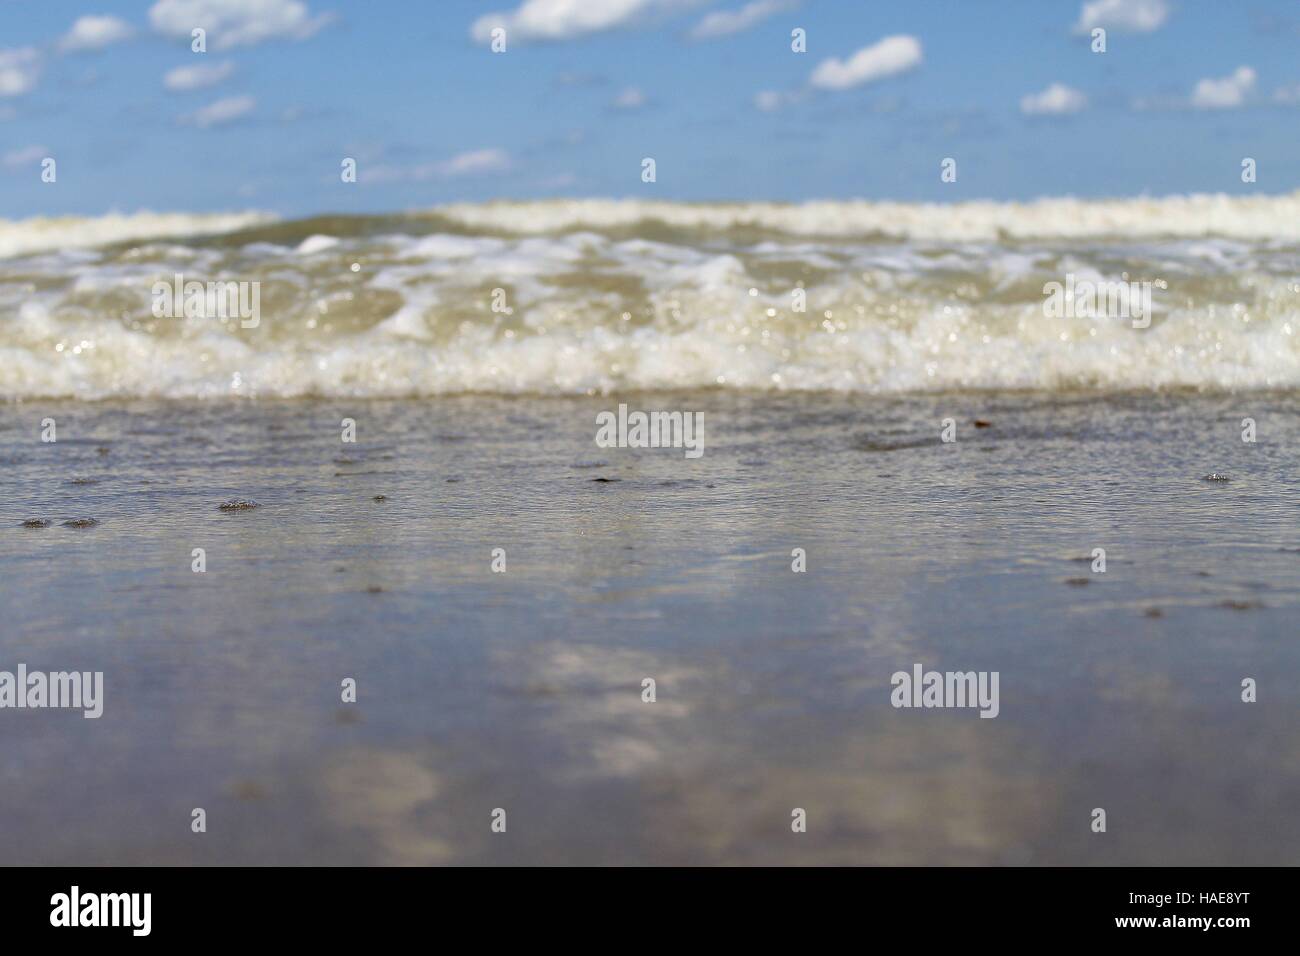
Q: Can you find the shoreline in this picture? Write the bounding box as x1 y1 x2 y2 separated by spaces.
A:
3 391 1297 864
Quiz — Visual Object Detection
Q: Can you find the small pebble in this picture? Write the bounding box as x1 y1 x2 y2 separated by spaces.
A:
218 498 260 511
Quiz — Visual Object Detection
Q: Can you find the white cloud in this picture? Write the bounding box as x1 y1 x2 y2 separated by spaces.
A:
366 149 512 183
1020 82 1088 116
164 60 234 90
184 94 255 127
0 48 41 97
150 0 334 49
59 15 135 52
1274 84 1300 106
437 148 511 177
1073 0 1168 34
689 0 794 41
754 89 801 111
554 71 608 88
808 35 922 91
471 0 685 45
3 145 48 168
1191 66 1255 110
612 86 646 109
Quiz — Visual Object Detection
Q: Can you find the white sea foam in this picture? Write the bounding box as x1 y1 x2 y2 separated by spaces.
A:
433 193 1300 241
1 199 1297 399
295 234 340 255
0 210 275 260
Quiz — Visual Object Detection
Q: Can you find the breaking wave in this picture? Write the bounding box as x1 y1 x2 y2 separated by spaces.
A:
1 196 1297 399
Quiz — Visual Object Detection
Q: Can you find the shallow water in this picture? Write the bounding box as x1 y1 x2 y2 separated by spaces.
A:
1 390 1297 864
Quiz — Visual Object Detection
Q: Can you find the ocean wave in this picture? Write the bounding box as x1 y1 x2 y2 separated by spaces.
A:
432 193 1300 241
1 199 1297 399
0 210 276 260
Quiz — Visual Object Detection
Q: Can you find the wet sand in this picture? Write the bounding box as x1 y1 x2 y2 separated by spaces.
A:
1 390 1298 864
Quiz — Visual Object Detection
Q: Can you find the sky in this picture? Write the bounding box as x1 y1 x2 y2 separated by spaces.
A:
2 0 1299 218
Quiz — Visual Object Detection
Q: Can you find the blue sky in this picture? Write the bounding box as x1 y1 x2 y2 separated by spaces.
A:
2 0 1299 218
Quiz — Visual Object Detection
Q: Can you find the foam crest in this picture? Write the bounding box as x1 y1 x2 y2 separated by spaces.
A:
1 202 1297 399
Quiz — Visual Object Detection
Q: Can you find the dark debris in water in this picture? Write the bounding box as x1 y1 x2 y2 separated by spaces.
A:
1064 577 1091 587
853 436 934 453
590 477 621 483
1201 473 1231 482
1217 599 1264 611
229 780 268 801
62 518 99 528
21 519 51 528
218 498 260 511
372 495 388 501
973 419 992 428
1143 608 1164 619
